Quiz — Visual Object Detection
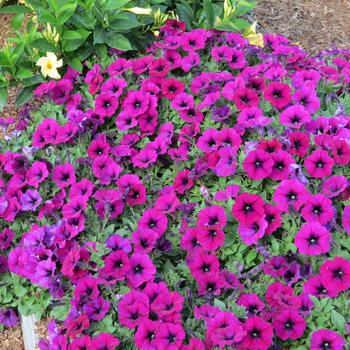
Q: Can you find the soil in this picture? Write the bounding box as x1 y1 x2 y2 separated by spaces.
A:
0 325 23 350
253 0 350 54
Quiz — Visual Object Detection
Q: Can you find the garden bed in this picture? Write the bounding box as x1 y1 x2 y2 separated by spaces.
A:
1 2 350 350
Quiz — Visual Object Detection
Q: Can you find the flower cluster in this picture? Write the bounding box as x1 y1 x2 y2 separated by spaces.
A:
1 20 350 349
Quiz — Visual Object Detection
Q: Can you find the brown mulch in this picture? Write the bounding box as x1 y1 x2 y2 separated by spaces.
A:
253 0 350 54
0 325 24 350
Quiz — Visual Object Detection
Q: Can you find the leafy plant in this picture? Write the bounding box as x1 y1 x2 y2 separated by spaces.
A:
0 0 257 111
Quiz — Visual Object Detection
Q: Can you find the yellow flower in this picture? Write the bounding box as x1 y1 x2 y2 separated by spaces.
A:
244 21 264 48
36 52 63 79
125 7 152 15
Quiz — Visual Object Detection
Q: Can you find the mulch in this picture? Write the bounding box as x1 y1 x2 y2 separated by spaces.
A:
0 0 350 348
253 0 350 54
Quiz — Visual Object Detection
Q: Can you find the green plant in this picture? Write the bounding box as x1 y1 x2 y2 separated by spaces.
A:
0 0 170 109
0 0 257 111
169 0 256 30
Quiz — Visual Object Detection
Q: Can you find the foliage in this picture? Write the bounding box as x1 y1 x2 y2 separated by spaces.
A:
0 0 257 111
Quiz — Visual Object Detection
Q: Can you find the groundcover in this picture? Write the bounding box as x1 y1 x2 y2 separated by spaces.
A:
1 22 350 350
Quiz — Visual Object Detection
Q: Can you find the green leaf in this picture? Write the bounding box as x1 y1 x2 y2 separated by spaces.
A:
50 304 70 321
0 5 32 14
0 88 8 112
66 57 83 72
31 38 57 52
105 32 132 51
104 0 131 11
94 44 108 60
235 0 257 16
11 13 25 30
214 299 226 310
16 68 34 79
231 17 251 30
109 13 141 31
16 86 36 107
176 3 193 28
22 74 44 87
331 310 346 331
57 0 78 25
62 29 90 52
93 27 106 44
203 0 215 27
14 284 27 298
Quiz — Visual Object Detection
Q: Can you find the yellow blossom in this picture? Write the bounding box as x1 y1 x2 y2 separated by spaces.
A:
36 52 62 79
125 7 152 15
244 21 264 48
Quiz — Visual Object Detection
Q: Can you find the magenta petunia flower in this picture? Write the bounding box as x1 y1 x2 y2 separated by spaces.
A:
264 82 291 109
239 316 273 350
132 148 157 168
100 77 127 97
293 85 320 113
270 150 295 180
303 275 337 298
263 256 289 277
264 204 282 235
304 149 334 178
0 308 18 327
215 147 237 177
20 189 42 211
84 64 103 95
126 253 156 288
273 309 306 340
137 208 168 238
52 163 76 188
322 175 348 198
0 228 14 250
232 193 265 225
331 138 350 165
174 169 194 194
134 320 160 349
118 291 149 329
62 195 87 219
132 228 158 254
152 291 184 323
280 104 311 128
288 131 310 157
243 149 274 180
87 135 110 159
207 311 246 347
232 87 260 110
342 205 350 235
295 222 331 255
188 249 220 278
310 329 345 350
197 271 224 296
237 293 265 316
320 256 350 296
89 333 120 350
122 90 150 117
301 194 334 225
117 174 147 206
273 179 309 212
94 189 124 219
94 92 119 118
26 161 49 188
238 217 268 246
100 250 130 282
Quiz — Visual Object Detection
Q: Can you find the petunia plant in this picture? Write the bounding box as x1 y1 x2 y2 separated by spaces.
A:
1 19 350 350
